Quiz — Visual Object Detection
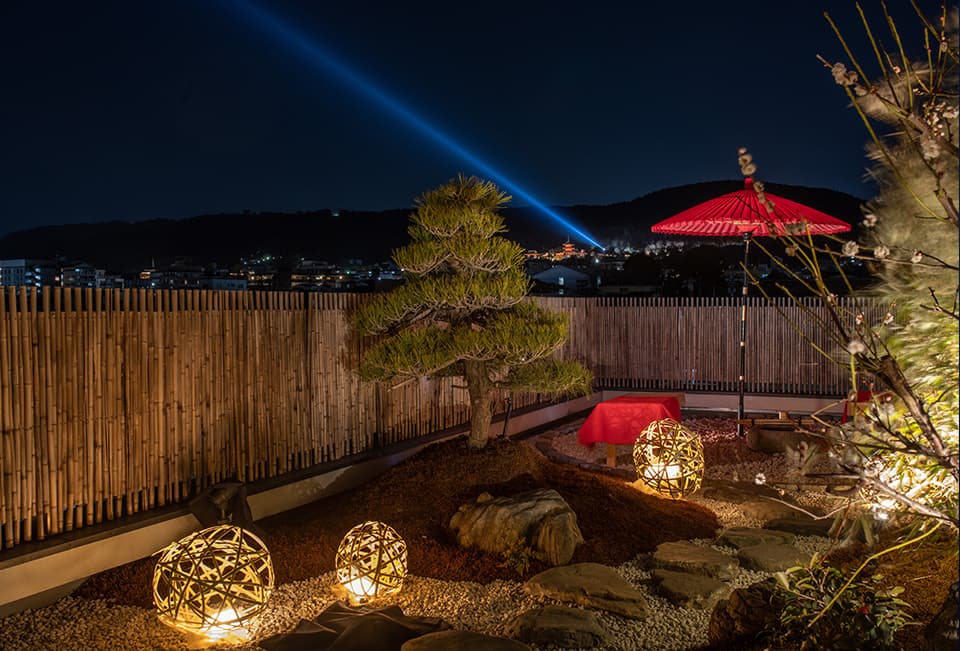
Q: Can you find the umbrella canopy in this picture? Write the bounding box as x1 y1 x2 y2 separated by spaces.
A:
651 178 851 237
650 177 851 436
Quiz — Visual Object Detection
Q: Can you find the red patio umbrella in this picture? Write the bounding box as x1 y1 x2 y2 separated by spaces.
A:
651 178 852 435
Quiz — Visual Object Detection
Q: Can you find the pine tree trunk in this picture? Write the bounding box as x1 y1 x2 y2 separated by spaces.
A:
464 361 492 450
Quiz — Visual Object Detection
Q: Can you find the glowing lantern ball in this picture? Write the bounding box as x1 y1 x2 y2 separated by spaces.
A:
152 524 274 642
633 418 704 499
336 521 407 603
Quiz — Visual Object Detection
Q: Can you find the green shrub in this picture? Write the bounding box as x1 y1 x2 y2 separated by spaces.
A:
769 556 910 650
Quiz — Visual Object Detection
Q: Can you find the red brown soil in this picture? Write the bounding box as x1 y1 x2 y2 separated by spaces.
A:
74 436 719 609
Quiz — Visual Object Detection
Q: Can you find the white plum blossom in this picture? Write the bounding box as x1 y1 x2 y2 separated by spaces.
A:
873 244 890 259
883 312 895 325
754 472 767 485
911 250 923 264
741 163 757 176
921 137 941 160
784 221 805 235
862 213 878 227
842 241 860 256
847 339 867 355
831 62 859 86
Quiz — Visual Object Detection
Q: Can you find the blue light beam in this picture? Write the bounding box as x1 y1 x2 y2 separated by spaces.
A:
221 0 604 250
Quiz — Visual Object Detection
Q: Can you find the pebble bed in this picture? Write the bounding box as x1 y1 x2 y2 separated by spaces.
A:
0 416 840 651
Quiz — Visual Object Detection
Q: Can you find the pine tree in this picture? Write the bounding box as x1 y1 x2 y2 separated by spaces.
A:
355 175 592 449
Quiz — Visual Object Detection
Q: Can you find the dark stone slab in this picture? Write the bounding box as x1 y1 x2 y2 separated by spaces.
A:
506 605 607 648
403 630 531 651
652 541 739 580
651 569 732 609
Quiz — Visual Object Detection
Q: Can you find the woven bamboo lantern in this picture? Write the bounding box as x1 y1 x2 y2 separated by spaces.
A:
152 524 274 642
633 418 704 499
336 521 407 603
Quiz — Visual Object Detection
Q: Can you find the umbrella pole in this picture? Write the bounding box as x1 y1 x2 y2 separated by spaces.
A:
738 232 752 437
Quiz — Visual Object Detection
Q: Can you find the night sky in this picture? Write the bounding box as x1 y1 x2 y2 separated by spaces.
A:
0 1 943 237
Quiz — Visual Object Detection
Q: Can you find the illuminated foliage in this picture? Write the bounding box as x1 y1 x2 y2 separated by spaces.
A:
749 4 957 533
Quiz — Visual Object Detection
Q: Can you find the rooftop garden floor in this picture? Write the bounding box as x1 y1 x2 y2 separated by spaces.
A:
1 416 954 650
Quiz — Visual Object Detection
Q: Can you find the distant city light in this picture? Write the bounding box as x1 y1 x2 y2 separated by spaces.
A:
221 0 604 250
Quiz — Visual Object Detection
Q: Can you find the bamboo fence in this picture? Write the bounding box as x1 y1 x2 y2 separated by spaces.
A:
0 288 877 551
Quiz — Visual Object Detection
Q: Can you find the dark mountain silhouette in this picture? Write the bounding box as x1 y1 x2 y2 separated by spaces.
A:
0 180 865 272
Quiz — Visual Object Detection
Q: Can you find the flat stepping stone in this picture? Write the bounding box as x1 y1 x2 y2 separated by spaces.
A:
699 479 784 503
738 543 811 572
524 562 647 619
651 569 732 609
739 498 809 521
506 605 607 648
652 541 738 580
402 630 531 651
764 516 833 537
717 527 796 549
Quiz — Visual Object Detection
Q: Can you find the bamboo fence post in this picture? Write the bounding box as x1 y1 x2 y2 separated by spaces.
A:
24 287 42 541
0 287 12 547
8 287 23 543
137 288 148 512
53 288 65 528
39 287 57 536
168 290 180 503
91 288 104 524
10 286 26 543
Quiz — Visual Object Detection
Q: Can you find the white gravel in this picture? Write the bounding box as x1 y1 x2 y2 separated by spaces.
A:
0 416 842 651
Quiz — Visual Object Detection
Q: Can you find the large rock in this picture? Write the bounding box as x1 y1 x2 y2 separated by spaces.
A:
449 488 584 566
506 605 607 648
708 580 778 647
718 527 796 549
402 630 532 651
524 563 647 619
737 543 811 572
652 541 739 580
651 569 732 609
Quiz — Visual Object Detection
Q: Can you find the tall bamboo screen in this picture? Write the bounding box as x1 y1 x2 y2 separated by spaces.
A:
0 288 877 550
543 295 883 395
